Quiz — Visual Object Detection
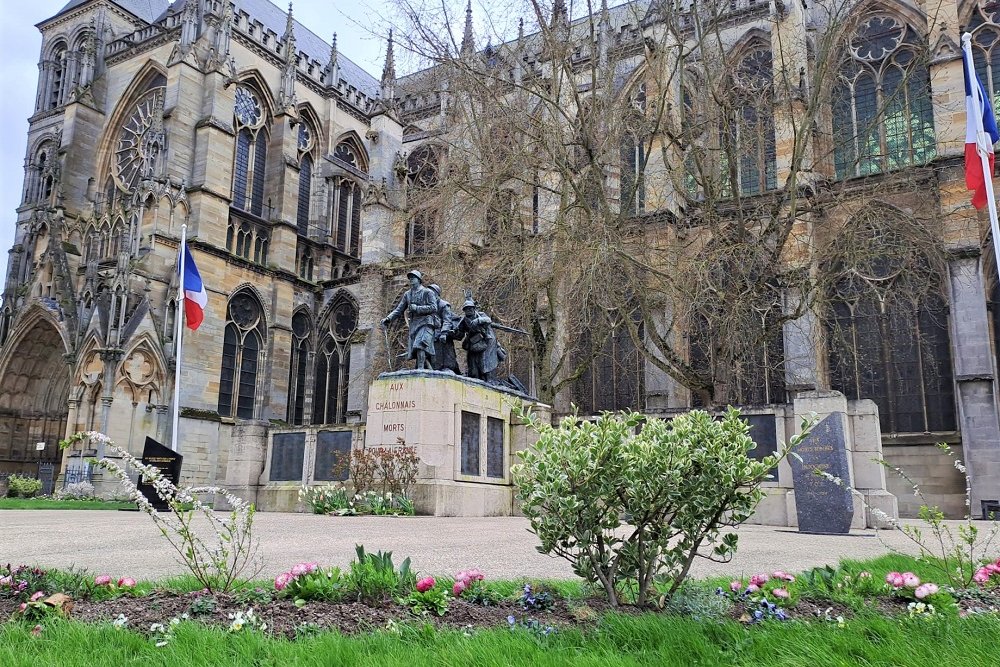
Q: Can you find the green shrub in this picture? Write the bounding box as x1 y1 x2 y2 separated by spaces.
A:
346 545 415 602
281 566 348 604
512 407 813 607
7 475 42 498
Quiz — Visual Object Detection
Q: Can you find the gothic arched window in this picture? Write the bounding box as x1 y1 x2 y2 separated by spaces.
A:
825 212 955 433
232 86 268 216
968 5 1000 112
573 308 644 414
296 122 314 236
287 310 311 425
621 84 647 216
330 138 367 256
832 15 936 179
406 145 441 256
724 48 777 196
48 42 67 110
218 291 267 419
112 74 167 196
313 298 357 424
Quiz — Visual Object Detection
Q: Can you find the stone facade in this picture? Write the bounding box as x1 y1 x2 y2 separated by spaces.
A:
0 0 998 521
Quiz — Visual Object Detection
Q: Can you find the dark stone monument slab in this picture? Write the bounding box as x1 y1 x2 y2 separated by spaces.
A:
270 432 305 482
461 411 480 475
486 416 504 479
136 437 183 511
789 413 854 534
314 430 352 482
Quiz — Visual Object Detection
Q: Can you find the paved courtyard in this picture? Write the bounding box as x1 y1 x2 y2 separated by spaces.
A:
0 510 959 581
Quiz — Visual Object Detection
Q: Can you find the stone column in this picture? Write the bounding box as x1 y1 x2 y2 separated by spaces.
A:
948 254 1000 516
220 419 269 508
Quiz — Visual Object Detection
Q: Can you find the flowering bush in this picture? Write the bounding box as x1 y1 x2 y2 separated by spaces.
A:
61 431 262 593
299 484 415 516
513 407 813 607
519 584 555 612
973 559 1000 587
817 445 1000 588
274 562 346 604
401 577 449 617
0 565 47 602
54 481 96 500
349 446 420 498
717 571 796 620
885 571 950 608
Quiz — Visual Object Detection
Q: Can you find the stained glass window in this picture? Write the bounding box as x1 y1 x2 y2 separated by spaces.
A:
832 15 936 179
313 298 357 424
231 86 267 215
218 291 267 419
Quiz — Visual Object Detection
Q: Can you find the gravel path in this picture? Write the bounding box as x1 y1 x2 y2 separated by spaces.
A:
0 510 955 581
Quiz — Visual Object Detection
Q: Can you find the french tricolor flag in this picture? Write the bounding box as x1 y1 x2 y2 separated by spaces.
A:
963 37 1000 210
180 243 207 330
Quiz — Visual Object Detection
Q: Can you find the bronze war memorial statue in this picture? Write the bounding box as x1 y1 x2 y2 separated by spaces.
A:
379 271 529 394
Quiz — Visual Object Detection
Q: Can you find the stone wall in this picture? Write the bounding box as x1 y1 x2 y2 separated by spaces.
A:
882 443 968 518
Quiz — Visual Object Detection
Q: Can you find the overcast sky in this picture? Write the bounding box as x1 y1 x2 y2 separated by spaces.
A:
0 0 448 285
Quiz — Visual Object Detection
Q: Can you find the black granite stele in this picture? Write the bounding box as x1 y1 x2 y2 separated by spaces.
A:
789 413 854 534
270 432 306 482
314 430 352 482
136 436 182 511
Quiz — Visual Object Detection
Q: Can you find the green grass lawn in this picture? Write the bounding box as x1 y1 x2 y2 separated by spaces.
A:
3 555 999 666
1 610 996 667
0 498 134 511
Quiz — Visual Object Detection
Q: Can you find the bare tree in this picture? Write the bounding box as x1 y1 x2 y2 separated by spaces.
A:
387 0 952 410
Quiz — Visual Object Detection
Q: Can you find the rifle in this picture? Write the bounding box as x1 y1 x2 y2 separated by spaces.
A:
491 322 528 336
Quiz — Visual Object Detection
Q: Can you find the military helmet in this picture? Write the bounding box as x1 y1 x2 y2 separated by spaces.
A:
462 297 477 310
429 283 442 295
406 269 423 282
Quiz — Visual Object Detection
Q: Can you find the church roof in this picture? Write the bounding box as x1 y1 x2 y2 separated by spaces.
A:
52 0 169 24
224 0 379 98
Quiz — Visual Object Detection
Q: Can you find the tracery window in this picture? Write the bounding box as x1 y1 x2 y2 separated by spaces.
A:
968 5 1000 112
621 84 647 215
218 291 267 419
832 15 936 179
297 244 314 281
225 218 269 263
406 145 441 256
231 86 268 216
825 213 955 434
313 298 357 424
296 122 314 236
329 138 367 256
287 310 311 425
723 48 777 196
573 309 644 414
112 75 167 196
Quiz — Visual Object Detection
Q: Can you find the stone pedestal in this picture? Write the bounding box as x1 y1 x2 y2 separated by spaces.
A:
366 370 549 516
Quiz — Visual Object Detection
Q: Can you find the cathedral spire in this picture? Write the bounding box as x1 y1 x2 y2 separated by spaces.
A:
381 29 396 102
551 0 568 29
460 0 474 57
326 32 340 89
278 2 298 113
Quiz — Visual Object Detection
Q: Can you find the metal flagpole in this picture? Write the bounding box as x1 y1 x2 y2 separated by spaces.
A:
963 33 1000 273
171 224 187 453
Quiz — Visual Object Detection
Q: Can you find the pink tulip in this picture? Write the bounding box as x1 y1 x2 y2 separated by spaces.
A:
772 588 790 599
291 563 308 577
749 573 770 587
973 568 990 585
453 581 467 597
94 575 112 586
885 572 905 588
729 580 742 592
29 591 45 602
902 572 920 588
117 577 135 588
914 583 939 599
274 572 292 591
986 563 1000 575
416 577 435 593
306 562 319 573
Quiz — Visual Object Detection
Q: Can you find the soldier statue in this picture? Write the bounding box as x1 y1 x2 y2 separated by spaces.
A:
429 284 461 373
457 296 506 383
381 270 440 370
